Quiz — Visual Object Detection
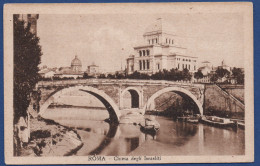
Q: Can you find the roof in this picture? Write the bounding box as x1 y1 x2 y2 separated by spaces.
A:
55 69 83 75
88 64 99 67
143 18 177 36
39 69 54 74
198 66 211 71
169 54 198 59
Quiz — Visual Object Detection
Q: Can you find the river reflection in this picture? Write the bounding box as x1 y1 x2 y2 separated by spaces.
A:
43 107 245 156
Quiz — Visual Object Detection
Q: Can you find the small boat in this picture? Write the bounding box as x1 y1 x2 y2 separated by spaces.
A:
187 118 199 123
199 116 235 129
176 116 190 122
139 117 160 135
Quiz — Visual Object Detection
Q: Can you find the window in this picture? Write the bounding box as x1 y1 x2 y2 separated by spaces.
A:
188 64 190 70
158 64 160 70
166 38 167 43
148 40 150 44
182 64 184 69
156 38 158 43
143 60 146 70
172 40 174 44
139 51 142 57
146 50 150 56
194 66 196 70
147 60 150 69
131 65 134 71
143 50 146 56
139 60 142 70
152 39 154 44
178 63 179 69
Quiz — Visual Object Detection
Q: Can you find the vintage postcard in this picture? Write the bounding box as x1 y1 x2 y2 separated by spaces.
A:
4 2 254 164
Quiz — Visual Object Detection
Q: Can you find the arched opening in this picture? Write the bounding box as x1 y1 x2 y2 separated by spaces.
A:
39 86 121 123
121 87 141 109
142 87 203 116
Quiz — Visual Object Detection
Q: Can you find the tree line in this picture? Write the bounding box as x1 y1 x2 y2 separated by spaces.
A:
194 67 244 84
40 68 193 82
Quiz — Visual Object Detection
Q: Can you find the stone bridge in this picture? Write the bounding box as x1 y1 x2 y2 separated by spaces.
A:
34 79 205 122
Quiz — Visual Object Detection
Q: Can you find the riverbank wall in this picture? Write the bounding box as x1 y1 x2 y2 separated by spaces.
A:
203 84 244 119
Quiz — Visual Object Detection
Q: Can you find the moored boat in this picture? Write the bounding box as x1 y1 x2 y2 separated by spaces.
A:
139 116 160 135
199 116 235 129
187 118 199 123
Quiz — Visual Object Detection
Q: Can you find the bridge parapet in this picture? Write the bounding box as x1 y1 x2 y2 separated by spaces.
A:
37 79 204 89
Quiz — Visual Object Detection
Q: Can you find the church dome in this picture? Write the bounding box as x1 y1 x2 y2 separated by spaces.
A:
143 18 177 36
71 55 82 66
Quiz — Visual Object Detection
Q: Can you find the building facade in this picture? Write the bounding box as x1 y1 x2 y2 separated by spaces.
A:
126 18 198 75
87 63 99 77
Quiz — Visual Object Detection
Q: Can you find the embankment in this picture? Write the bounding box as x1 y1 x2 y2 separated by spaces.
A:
20 117 83 156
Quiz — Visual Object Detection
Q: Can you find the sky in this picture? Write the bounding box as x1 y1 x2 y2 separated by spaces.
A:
37 13 244 72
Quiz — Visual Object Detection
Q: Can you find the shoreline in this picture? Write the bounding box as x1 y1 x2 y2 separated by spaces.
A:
20 116 84 156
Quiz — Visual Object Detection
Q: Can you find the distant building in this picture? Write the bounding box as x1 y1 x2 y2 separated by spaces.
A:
14 14 39 36
39 68 55 78
87 63 99 77
71 55 82 72
54 55 83 79
126 18 198 75
218 60 232 72
199 61 212 75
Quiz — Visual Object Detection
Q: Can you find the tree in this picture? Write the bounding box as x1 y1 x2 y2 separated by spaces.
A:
115 71 125 79
83 72 93 79
210 74 218 83
194 70 204 80
13 17 42 124
98 74 106 79
232 67 244 84
215 68 230 79
182 68 192 81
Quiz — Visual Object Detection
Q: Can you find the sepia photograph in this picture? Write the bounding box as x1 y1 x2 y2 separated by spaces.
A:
4 2 254 164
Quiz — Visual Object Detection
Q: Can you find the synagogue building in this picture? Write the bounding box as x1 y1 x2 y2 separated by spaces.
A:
126 18 198 75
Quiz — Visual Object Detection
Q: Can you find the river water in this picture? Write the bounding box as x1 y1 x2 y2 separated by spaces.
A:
42 107 245 156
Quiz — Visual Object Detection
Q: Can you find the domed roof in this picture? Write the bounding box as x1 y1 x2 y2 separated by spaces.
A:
143 18 177 36
71 55 82 66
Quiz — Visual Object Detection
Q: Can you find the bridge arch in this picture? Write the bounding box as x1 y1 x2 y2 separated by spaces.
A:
143 87 203 115
121 87 141 109
38 85 121 122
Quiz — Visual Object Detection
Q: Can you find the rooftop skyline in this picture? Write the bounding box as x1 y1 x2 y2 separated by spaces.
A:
37 13 244 72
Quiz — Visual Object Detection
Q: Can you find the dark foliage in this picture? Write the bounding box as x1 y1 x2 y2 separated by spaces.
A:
30 130 51 140
83 72 94 79
52 76 74 80
215 68 230 78
232 67 244 84
125 69 192 81
13 17 42 124
194 70 204 79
